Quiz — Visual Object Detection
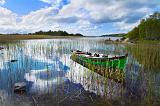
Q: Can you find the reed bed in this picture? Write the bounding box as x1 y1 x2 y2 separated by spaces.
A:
0 38 160 105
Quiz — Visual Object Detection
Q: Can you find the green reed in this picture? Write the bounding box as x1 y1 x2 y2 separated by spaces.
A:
126 44 160 72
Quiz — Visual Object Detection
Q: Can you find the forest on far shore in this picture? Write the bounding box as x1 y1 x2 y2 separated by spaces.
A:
127 12 160 40
0 30 84 37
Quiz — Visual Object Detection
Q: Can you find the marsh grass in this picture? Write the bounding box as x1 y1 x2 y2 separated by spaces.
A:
0 39 160 105
126 44 160 71
0 35 82 43
125 43 160 105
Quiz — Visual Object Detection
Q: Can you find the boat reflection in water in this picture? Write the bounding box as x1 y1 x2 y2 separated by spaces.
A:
65 55 124 99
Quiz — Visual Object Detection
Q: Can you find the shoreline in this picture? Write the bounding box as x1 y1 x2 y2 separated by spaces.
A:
103 38 160 45
0 35 159 45
0 35 84 43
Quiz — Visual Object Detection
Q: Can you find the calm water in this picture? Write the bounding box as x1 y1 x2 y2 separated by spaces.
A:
0 38 160 106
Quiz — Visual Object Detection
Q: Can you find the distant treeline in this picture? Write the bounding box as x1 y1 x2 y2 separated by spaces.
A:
30 30 83 36
0 30 84 36
102 33 126 37
127 12 160 40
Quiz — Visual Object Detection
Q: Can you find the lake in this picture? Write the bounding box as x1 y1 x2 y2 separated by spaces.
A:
0 37 160 106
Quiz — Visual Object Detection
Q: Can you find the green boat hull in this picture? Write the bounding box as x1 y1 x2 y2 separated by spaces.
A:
71 53 127 83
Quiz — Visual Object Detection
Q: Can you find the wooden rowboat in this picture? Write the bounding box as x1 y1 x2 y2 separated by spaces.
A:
71 50 127 83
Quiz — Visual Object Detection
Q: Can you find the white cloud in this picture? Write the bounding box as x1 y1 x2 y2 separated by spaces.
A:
0 7 18 33
0 0 5 5
40 0 62 4
114 21 140 32
0 6 62 34
39 0 65 8
0 0 160 35
0 7 17 25
39 0 52 4
0 6 92 35
18 7 56 32
57 0 159 32
59 0 156 23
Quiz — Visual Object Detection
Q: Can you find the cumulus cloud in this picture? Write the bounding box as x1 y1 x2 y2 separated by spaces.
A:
39 0 69 8
57 0 159 32
40 0 61 4
0 7 18 33
0 0 5 5
114 21 140 32
19 7 56 29
0 0 160 35
0 7 17 25
59 0 156 24
0 6 54 33
53 16 79 23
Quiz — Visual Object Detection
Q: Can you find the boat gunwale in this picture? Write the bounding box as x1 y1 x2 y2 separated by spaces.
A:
73 53 127 61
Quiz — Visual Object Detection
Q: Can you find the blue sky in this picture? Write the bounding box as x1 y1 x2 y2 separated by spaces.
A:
3 0 50 15
0 0 160 36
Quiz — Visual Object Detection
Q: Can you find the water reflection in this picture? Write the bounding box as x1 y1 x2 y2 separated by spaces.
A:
0 38 160 105
67 61 123 98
